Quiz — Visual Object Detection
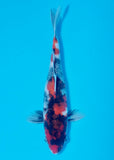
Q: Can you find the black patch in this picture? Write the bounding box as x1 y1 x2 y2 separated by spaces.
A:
55 76 66 103
53 48 55 53
46 109 55 121
54 58 60 67
56 76 65 91
48 76 54 82
50 123 67 146
48 96 55 109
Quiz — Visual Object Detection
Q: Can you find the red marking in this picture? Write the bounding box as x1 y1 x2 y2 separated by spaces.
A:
53 37 59 55
53 37 57 43
53 103 67 115
45 126 57 141
59 123 64 131
50 145 59 154
47 77 55 98
45 128 52 143
51 54 53 62
54 48 59 55
52 119 63 132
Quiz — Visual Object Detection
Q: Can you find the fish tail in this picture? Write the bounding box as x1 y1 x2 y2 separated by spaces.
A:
51 7 61 37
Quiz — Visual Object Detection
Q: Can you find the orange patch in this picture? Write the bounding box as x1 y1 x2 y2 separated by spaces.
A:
53 103 67 115
47 77 55 97
54 48 59 55
53 37 57 43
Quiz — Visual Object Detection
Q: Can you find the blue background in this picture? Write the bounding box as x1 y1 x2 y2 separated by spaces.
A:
0 0 114 159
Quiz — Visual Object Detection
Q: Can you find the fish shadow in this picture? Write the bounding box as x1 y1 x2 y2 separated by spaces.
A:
56 5 72 154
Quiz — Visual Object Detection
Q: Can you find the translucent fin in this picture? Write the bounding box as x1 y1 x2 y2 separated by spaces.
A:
65 137 70 143
68 109 83 121
51 9 56 29
68 109 79 117
51 7 61 36
28 110 43 123
44 138 47 143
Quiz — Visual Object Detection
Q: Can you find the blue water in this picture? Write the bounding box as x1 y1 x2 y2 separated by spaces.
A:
0 0 114 160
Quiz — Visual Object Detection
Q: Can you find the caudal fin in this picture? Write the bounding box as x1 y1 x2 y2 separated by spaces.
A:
51 7 61 36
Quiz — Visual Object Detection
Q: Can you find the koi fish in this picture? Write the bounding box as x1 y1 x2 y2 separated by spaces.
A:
29 8 82 154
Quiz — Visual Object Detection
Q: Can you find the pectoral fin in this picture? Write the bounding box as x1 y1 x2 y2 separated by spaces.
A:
28 110 43 123
68 109 83 122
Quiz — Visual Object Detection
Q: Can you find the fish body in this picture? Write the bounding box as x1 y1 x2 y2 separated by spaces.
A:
44 37 67 153
29 8 82 154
